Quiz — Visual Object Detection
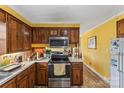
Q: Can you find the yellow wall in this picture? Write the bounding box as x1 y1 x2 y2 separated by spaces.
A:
81 12 124 80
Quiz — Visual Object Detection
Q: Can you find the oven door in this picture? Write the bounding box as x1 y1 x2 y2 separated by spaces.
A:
48 63 70 78
48 63 70 88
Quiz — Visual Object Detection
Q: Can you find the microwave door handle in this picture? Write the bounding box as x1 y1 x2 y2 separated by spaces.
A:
120 53 123 72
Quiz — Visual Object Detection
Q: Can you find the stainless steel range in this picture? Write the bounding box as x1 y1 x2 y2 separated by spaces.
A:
48 53 70 88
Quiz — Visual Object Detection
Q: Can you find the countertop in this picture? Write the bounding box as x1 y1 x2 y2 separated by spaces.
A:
69 57 83 62
0 57 83 86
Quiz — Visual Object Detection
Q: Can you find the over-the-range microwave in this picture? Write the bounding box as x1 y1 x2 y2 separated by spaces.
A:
49 37 69 48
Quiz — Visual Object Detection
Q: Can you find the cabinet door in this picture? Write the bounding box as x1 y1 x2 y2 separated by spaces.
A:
22 24 31 50
36 63 48 85
41 29 49 43
0 9 6 54
117 20 124 37
71 69 82 85
18 76 28 88
28 64 35 88
7 15 23 52
70 29 79 44
8 15 18 52
0 9 6 23
36 69 47 85
16 21 23 51
32 28 49 44
1 78 16 88
28 73 35 88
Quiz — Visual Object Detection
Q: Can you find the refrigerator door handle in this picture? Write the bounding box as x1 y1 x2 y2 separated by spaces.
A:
117 53 120 72
120 53 123 72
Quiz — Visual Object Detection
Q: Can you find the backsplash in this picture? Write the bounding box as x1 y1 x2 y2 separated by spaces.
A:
0 51 31 67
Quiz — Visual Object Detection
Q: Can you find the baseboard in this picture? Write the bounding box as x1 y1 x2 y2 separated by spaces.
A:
83 62 110 84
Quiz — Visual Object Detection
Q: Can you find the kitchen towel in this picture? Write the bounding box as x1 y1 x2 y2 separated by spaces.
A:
54 64 66 76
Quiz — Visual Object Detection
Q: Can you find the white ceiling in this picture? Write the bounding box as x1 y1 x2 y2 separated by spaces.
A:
10 5 124 34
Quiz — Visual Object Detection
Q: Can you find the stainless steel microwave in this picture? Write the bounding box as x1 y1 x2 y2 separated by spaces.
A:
49 37 69 48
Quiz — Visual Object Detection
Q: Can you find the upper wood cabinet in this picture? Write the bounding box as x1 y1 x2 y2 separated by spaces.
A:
7 14 32 53
0 9 6 23
0 9 7 54
32 27 79 44
69 29 79 44
7 15 23 52
32 28 49 44
117 19 124 37
22 24 32 50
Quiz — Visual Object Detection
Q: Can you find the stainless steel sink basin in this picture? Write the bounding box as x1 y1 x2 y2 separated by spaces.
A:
0 72 12 80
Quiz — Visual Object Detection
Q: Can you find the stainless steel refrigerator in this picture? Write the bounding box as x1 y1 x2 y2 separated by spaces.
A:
110 38 124 88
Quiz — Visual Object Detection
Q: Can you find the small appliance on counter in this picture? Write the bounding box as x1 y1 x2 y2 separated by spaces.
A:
72 47 79 58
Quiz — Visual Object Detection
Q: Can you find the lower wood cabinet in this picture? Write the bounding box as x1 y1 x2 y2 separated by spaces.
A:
16 70 28 88
0 78 16 88
28 64 35 88
36 62 48 85
17 76 28 88
71 62 83 85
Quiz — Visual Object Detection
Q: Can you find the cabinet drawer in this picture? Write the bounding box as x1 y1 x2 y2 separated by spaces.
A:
37 63 48 69
17 70 28 81
71 63 83 68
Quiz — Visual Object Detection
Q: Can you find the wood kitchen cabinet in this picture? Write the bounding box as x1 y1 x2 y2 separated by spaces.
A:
22 24 32 50
117 19 124 37
36 62 48 85
0 9 32 54
28 64 36 88
32 27 79 44
71 62 83 85
0 9 7 54
7 15 23 52
16 70 28 88
0 77 16 88
0 9 6 23
69 29 79 44
32 28 49 44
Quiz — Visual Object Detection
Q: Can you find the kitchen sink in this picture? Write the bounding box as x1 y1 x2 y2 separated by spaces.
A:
0 72 12 80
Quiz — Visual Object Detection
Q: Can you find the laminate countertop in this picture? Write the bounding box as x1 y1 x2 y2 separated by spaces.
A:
69 57 83 62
